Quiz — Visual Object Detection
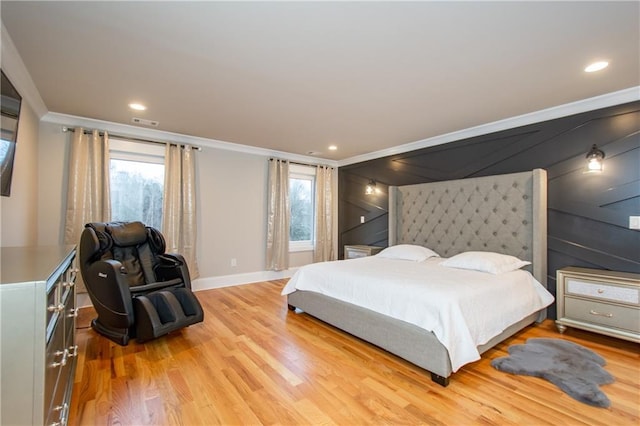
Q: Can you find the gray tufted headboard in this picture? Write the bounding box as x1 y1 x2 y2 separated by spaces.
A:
389 169 547 286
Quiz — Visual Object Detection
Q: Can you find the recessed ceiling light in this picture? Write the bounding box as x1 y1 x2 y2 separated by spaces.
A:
328 145 337 151
128 102 147 111
584 61 609 73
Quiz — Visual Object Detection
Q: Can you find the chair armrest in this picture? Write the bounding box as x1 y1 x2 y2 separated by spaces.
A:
155 253 192 289
85 259 135 328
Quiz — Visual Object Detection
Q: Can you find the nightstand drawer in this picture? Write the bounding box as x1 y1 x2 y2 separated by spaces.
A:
566 278 640 305
564 297 640 332
344 245 384 259
346 249 368 259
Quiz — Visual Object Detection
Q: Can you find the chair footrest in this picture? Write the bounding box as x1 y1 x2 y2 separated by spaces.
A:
133 287 204 343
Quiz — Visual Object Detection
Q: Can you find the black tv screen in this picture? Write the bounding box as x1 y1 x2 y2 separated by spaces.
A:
1 70 22 197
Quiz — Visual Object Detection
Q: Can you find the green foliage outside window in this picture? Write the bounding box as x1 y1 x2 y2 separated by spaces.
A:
110 159 164 229
290 178 313 241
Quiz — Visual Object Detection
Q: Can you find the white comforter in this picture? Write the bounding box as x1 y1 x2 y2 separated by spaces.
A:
282 256 554 372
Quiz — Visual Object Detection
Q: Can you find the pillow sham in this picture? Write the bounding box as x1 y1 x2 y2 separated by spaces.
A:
376 244 439 261
440 251 531 274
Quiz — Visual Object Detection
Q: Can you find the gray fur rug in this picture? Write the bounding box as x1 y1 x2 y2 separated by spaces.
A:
491 338 614 408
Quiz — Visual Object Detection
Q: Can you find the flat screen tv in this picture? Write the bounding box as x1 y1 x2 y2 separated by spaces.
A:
1 70 22 197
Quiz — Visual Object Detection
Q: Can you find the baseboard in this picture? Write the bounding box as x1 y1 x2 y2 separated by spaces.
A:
77 292 93 309
191 268 298 292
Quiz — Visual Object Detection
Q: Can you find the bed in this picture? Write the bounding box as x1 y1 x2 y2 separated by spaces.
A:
284 169 550 386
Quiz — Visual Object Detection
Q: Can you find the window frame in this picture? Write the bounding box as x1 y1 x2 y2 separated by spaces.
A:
289 164 316 252
109 138 165 164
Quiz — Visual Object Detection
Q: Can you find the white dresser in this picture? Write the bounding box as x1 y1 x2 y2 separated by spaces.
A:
0 245 78 426
555 267 640 343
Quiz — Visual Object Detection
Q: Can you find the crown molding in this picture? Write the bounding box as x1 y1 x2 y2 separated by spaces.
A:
33 81 640 170
337 86 640 167
0 24 48 118
41 112 339 167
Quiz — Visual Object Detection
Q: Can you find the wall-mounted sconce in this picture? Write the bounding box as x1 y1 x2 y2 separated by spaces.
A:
585 144 605 173
365 179 376 195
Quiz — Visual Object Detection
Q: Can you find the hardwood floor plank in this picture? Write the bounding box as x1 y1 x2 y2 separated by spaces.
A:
292 398 336 425
69 280 640 425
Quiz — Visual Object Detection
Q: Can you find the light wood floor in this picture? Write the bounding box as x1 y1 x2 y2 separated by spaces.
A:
69 280 639 425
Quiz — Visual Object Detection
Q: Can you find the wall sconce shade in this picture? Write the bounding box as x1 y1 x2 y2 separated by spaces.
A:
585 144 605 173
365 180 376 195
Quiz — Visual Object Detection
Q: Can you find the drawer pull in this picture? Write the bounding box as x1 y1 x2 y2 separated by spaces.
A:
50 349 68 368
589 309 613 318
47 303 65 313
53 403 68 412
67 345 79 357
597 289 604 294
50 402 68 426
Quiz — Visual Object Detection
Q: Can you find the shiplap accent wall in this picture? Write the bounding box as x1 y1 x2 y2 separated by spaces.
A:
338 101 640 318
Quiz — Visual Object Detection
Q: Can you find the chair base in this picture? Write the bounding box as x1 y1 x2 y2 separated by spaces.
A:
91 287 203 346
91 318 131 346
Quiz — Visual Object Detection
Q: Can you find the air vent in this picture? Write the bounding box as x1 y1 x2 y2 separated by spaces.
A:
307 151 322 156
132 117 159 127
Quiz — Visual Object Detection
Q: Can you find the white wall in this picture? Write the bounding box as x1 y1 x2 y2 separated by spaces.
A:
0 100 39 247
196 147 313 279
196 147 269 278
36 122 68 245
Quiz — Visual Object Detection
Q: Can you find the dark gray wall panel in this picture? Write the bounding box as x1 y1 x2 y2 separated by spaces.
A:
338 101 640 316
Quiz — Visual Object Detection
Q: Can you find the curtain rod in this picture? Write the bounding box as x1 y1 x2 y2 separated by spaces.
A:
61 126 202 151
269 157 334 169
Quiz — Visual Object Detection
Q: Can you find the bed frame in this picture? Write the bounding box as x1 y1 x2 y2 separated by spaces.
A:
287 169 548 386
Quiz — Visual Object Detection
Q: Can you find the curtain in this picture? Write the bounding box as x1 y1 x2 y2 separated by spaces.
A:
266 158 290 271
314 165 335 262
163 144 199 278
64 128 111 245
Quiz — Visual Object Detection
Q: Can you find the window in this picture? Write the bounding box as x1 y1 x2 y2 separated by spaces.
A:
289 164 316 251
109 139 165 230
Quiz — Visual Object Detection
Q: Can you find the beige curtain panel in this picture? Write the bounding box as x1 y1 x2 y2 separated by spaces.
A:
163 144 199 278
313 165 335 262
266 158 290 271
64 128 111 246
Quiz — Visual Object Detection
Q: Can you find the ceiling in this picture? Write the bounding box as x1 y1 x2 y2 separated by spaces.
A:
2 1 639 162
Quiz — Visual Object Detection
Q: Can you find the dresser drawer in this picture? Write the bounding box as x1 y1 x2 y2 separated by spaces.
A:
44 316 66 419
46 278 62 341
564 297 640 333
566 278 639 305
45 374 69 426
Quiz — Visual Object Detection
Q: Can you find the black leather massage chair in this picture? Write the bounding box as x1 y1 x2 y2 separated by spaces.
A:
79 221 204 345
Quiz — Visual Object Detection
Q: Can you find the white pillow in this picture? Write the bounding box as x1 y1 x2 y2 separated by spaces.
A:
376 244 439 261
440 251 531 274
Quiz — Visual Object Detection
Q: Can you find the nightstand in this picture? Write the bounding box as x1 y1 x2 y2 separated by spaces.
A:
555 267 640 343
344 245 384 259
